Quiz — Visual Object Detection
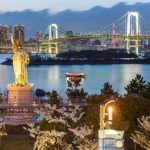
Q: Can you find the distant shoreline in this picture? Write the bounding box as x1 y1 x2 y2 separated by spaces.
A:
2 58 150 65
1 49 150 65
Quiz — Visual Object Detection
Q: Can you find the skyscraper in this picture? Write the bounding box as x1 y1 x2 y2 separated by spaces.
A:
14 25 25 43
0 25 10 46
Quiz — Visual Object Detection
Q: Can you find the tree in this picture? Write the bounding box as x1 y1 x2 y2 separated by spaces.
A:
124 74 146 96
35 88 45 99
115 96 150 134
0 122 7 148
141 82 150 99
83 94 108 138
100 82 118 98
131 116 150 150
0 93 3 103
66 88 88 99
24 104 97 150
46 90 62 105
66 74 87 104
24 123 67 150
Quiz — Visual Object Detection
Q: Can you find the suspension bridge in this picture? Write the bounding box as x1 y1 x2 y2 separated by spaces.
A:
1 11 150 55
39 11 150 56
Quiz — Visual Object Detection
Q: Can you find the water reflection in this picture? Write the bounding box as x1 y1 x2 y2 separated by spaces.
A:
121 64 143 90
0 62 150 95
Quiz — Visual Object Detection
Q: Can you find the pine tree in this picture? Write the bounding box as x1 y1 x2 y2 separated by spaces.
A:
46 90 62 105
124 74 146 96
141 82 150 99
101 82 118 98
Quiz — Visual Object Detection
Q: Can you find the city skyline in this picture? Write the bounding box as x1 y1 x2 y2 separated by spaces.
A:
0 0 150 13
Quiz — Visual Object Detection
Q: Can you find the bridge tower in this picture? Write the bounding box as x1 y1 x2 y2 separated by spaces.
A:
126 11 140 55
111 22 117 47
48 24 58 40
47 24 58 54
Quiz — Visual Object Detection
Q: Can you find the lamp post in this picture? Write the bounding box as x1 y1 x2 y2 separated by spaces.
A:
99 100 124 150
108 107 113 121
99 100 115 130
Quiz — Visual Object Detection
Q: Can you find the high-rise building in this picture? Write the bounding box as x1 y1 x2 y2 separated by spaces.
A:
0 25 10 46
14 25 25 43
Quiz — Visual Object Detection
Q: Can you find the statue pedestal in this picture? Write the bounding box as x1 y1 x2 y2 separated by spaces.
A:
5 84 36 125
7 84 34 105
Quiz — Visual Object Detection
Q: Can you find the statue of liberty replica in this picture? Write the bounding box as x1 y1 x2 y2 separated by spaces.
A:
10 32 30 86
5 31 35 124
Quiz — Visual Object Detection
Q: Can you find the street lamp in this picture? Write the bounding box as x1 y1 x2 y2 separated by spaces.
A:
99 100 125 150
108 107 113 121
100 100 115 130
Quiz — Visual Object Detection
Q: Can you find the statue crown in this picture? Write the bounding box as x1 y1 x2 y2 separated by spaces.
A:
16 39 23 48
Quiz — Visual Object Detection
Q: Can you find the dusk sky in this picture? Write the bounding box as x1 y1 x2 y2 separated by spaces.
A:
0 0 150 13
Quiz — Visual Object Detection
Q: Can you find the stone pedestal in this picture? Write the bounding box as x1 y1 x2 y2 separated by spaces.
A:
5 83 36 125
7 84 34 105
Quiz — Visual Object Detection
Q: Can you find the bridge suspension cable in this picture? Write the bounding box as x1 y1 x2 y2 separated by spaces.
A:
138 14 150 35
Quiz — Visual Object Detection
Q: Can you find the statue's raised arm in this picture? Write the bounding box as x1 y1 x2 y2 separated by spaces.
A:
10 32 17 53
